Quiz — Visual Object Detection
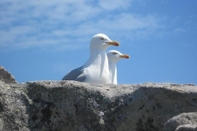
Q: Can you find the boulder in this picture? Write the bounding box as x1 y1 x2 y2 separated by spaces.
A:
175 124 197 131
0 81 197 131
0 66 17 84
163 112 197 131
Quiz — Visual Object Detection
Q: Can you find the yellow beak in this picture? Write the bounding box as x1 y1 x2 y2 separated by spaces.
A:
107 41 120 46
120 54 130 59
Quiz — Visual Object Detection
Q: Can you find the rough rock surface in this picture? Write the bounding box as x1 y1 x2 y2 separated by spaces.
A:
175 124 197 131
0 66 17 84
0 81 197 131
163 112 197 131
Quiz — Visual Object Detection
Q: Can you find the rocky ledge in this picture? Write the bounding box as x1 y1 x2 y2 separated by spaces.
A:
0 80 197 131
0 66 17 84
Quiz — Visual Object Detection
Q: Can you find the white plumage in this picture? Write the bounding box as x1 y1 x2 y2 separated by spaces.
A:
62 33 120 84
107 50 130 84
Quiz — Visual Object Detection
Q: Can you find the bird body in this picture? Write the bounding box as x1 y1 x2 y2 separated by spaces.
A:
82 49 109 84
108 61 118 84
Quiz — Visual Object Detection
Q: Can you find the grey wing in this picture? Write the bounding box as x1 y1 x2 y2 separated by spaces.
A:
62 66 87 82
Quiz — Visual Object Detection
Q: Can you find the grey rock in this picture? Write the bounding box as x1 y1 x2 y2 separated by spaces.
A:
0 66 17 84
163 112 197 131
0 81 197 131
175 124 197 131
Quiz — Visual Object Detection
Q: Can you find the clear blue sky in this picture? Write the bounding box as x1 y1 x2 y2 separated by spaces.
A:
0 0 197 84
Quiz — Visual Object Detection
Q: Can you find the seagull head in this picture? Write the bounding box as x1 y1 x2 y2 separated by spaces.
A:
90 33 120 50
107 50 130 63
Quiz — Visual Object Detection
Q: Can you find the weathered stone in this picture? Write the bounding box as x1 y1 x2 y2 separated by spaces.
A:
175 124 197 131
0 81 197 131
0 66 17 84
163 112 197 131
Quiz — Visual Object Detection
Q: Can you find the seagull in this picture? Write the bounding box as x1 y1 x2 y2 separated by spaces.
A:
107 50 130 84
62 33 120 84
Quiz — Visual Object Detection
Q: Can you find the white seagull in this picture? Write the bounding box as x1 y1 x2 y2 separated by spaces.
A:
107 50 130 84
62 33 120 84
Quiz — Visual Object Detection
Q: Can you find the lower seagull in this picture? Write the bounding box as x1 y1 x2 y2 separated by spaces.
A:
107 50 130 84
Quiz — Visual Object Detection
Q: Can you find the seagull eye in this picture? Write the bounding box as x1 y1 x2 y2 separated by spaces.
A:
100 37 105 40
112 52 117 55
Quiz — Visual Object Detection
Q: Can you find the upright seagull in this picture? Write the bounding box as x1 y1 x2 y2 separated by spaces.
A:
107 50 130 84
62 33 120 84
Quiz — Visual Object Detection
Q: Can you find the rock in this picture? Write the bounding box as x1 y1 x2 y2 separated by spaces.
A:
0 81 197 131
175 124 197 131
0 66 17 84
163 112 197 131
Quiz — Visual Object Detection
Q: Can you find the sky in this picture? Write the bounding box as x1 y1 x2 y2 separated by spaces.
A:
0 0 197 85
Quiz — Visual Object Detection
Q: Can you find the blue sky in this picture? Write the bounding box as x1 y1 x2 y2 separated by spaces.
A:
0 0 197 84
